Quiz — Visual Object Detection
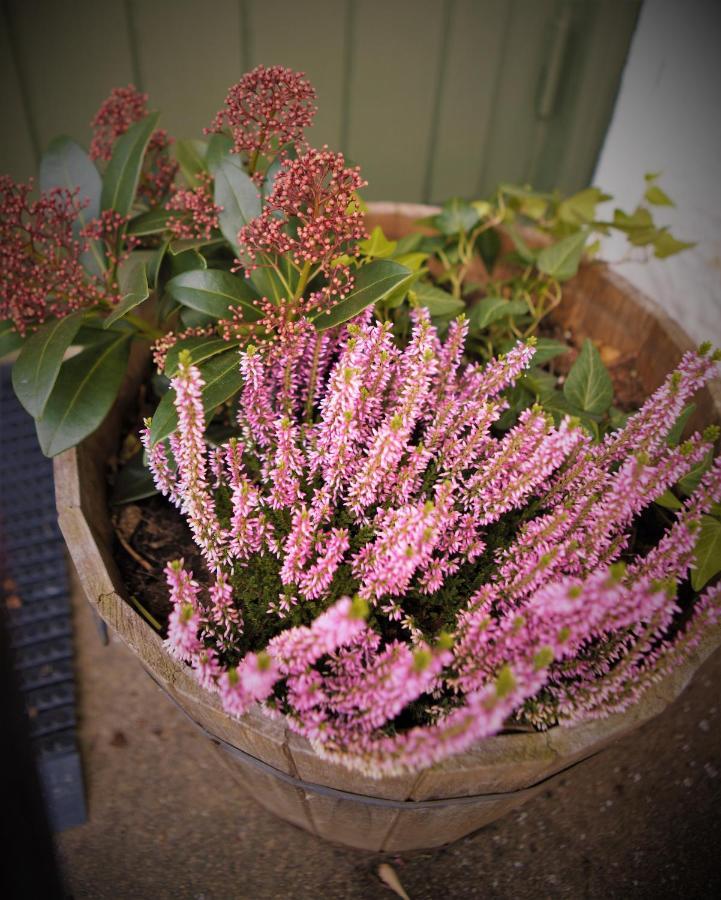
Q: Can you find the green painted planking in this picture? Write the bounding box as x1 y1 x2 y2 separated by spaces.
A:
5 0 135 164
246 0 348 151
347 0 446 200
0 0 640 201
0 6 37 179
428 0 510 202
131 0 243 141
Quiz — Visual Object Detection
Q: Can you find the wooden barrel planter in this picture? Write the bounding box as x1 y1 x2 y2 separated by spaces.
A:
54 202 721 853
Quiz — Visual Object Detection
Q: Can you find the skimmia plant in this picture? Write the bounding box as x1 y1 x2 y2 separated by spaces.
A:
142 314 721 776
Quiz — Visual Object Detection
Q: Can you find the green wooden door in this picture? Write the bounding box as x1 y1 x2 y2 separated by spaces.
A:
0 0 640 201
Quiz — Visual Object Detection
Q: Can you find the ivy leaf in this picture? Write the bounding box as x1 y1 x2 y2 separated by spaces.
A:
149 347 244 445
312 260 412 332
537 231 587 281
166 269 262 321
644 184 674 207
476 227 501 273
691 515 721 591
12 313 84 417
557 187 608 225
470 296 528 330
104 261 149 328
101 112 160 216
653 231 695 259
563 338 614 416
434 198 481 235
358 225 398 258
0 320 24 359
35 332 131 456
164 335 243 376
412 283 465 316
532 337 570 366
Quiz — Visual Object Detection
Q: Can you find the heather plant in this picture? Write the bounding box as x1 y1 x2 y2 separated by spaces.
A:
142 310 721 776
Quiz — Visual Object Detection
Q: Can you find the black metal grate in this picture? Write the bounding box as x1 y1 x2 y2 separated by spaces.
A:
0 364 86 831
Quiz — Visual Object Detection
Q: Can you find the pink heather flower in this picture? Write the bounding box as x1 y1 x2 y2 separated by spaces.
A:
165 173 221 241
0 177 105 334
206 64 316 164
151 312 720 776
267 596 369 675
164 560 204 662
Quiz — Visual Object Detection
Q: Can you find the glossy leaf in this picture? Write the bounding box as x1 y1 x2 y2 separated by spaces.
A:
174 139 207 187
164 335 243 376
470 296 528 330
691 515 721 591
104 261 149 327
537 231 587 281
412 283 465 316
101 112 160 216
532 337 570 366
312 260 412 331
12 313 83 417
35 332 131 456
0 320 24 359
40 136 105 275
150 347 244 445
563 338 613 416
166 269 262 321
210 147 261 252
128 207 179 236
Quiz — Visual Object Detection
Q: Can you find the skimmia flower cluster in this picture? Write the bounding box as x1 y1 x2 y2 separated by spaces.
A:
89 84 177 203
143 312 721 776
207 64 317 172
165 173 222 241
0 176 105 334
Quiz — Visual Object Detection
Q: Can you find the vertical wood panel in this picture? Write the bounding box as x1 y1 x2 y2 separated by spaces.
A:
131 0 243 142
0 6 37 180
7 0 135 155
347 0 446 201
428 0 509 202
246 0 348 151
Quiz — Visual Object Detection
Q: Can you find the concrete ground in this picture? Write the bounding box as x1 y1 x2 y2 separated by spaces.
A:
56 573 721 900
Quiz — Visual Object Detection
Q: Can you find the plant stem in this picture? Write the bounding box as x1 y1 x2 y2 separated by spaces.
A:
125 312 164 340
294 260 313 301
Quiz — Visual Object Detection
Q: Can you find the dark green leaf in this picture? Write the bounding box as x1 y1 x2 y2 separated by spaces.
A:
655 488 683 511
180 308 215 329
532 337 570 366
128 207 179 236
537 231 587 281
166 269 262 321
12 313 83 417
434 198 481 235
312 260 412 332
174 139 208 187
205 133 234 172
150 347 244 445
666 404 696 447
691 515 721 591
40 136 104 275
35 332 131 456
412 283 465 316
168 248 207 277
678 450 714 497
476 227 501 273
210 147 261 252
111 451 158 504
104 261 149 327
563 338 613 416
0 320 24 359
101 112 160 216
164 335 243 376
470 296 528 330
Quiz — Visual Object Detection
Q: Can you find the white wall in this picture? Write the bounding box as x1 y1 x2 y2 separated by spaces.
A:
594 0 721 344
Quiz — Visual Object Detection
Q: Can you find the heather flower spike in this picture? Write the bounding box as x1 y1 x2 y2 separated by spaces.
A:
146 311 721 776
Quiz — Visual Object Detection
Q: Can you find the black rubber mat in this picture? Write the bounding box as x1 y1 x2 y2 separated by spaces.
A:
0 364 86 831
